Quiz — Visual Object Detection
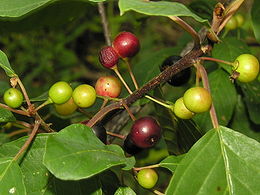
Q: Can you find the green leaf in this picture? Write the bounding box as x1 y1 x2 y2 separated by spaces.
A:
239 79 260 125
230 95 260 142
0 50 16 77
0 133 10 146
159 155 184 172
118 0 208 23
193 69 237 131
0 81 10 96
251 0 260 43
0 157 26 195
0 0 105 19
114 187 136 195
165 126 260 194
212 37 250 73
44 124 135 180
0 108 16 123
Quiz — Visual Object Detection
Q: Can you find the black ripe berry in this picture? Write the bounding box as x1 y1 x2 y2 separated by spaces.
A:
123 135 143 155
160 55 191 86
129 116 161 148
81 121 107 144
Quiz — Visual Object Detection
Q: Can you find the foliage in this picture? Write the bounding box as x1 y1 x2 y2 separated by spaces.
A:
0 0 259 194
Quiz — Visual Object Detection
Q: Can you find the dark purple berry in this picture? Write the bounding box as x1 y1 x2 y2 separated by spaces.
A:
160 55 191 86
99 46 119 68
123 135 143 155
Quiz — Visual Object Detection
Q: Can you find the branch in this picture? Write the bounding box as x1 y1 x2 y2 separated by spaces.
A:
98 2 111 46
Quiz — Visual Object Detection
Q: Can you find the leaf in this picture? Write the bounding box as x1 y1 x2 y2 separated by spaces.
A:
159 155 184 172
251 0 260 43
230 95 260 142
239 79 260 125
193 69 237 131
0 108 16 123
154 87 203 155
0 133 10 146
0 50 16 77
0 0 105 19
0 81 10 96
99 171 120 195
0 157 26 195
212 37 250 73
118 0 208 23
44 124 135 180
114 187 136 195
165 126 260 195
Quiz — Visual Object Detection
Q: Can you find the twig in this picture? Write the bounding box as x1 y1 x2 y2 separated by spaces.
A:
106 131 125 139
8 129 29 138
0 103 30 116
124 58 139 89
16 77 32 109
122 101 136 121
98 2 111 45
133 164 160 171
113 67 133 94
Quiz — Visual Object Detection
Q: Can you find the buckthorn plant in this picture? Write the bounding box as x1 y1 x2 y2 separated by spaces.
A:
0 1 259 195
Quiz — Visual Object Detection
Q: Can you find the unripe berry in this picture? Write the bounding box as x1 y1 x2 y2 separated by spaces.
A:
54 97 78 116
173 97 195 119
225 17 238 30
72 84 96 108
129 117 161 148
48 81 72 104
112 32 140 58
95 76 122 98
99 46 119 68
137 168 158 189
3 88 23 108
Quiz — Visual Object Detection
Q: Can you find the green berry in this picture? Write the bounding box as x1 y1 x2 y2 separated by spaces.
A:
54 97 78 116
225 17 238 30
235 14 244 27
183 87 212 113
72 84 96 108
3 88 23 108
173 97 194 119
48 81 72 104
234 54 259 83
137 168 158 189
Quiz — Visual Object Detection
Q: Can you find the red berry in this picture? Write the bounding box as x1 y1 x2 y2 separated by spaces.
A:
99 46 119 68
95 76 122 98
129 117 161 148
112 32 140 58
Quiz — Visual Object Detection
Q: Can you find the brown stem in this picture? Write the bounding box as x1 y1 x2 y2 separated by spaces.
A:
35 113 54 132
14 120 40 161
101 98 109 109
197 63 219 128
199 57 234 66
106 131 125 139
168 16 200 48
17 77 32 108
153 190 165 195
0 103 30 116
122 101 136 121
8 129 29 138
124 58 139 89
98 2 111 46
133 164 160 171
113 67 133 94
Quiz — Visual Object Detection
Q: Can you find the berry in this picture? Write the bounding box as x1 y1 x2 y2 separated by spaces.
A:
123 135 143 155
160 55 191 86
48 81 72 104
183 87 212 113
234 54 259 83
99 46 119 68
95 76 122 98
112 32 140 58
81 121 107 144
54 97 78 116
72 84 96 108
235 14 244 27
225 17 237 30
173 97 194 119
137 168 158 189
129 117 161 148
3 88 23 108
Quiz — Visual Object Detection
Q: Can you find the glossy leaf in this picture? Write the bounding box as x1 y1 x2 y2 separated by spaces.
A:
119 0 208 23
114 187 136 195
212 38 250 73
251 0 260 43
193 69 237 131
0 50 16 77
0 0 105 19
0 108 16 123
44 124 135 180
0 157 26 195
165 126 260 194
159 155 184 172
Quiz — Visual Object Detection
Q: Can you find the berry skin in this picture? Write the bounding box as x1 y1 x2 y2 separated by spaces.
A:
129 117 161 148
137 168 158 189
48 81 72 104
99 46 119 68
112 32 140 58
225 17 238 30
235 14 244 27
173 97 194 119
54 97 78 116
123 135 143 155
183 87 212 113
72 84 96 108
234 54 259 83
81 121 107 144
160 55 191 86
95 76 122 98
3 88 23 108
